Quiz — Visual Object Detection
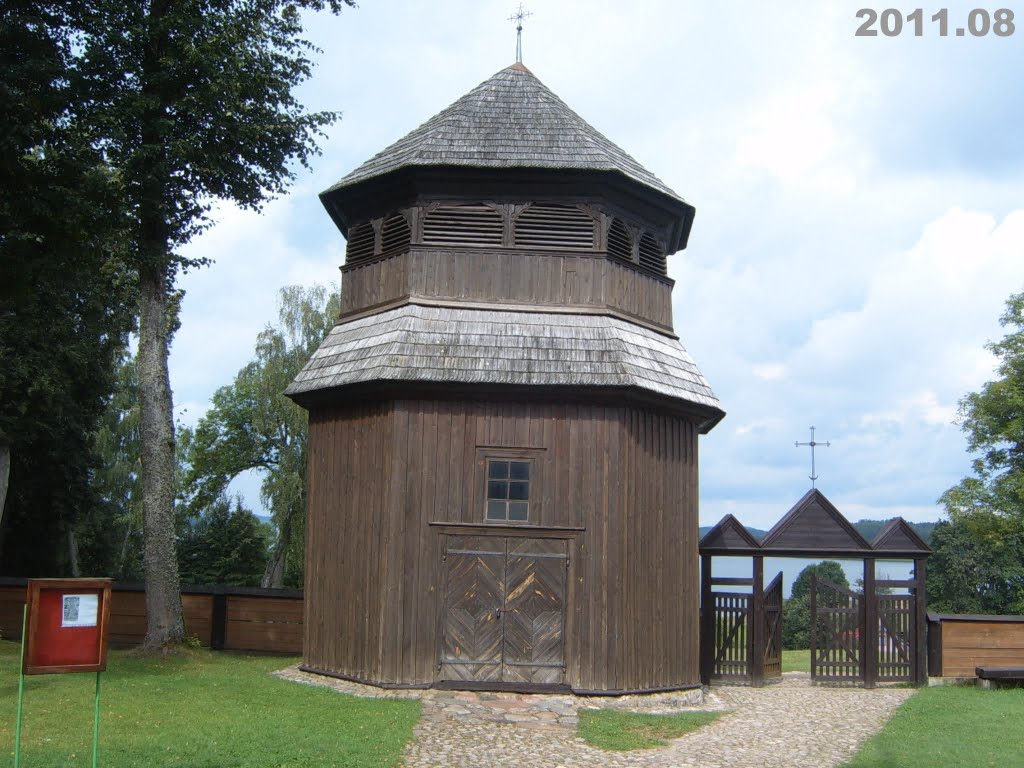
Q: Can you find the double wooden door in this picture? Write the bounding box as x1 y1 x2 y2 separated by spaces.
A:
441 535 567 685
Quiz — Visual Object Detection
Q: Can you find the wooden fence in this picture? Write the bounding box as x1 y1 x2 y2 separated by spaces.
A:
927 611 1024 677
0 578 303 655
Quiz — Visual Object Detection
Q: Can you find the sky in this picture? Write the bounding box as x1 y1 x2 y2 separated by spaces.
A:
172 0 1024 531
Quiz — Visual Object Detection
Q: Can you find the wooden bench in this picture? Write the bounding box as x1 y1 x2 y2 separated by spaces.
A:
975 666 1024 688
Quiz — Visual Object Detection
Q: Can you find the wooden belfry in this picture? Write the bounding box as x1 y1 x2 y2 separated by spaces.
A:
699 489 931 687
287 63 724 694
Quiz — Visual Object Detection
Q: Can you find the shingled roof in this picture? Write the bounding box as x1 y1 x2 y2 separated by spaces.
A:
323 63 686 205
285 304 723 429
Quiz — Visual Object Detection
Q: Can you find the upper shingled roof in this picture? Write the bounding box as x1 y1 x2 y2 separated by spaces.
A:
323 63 686 205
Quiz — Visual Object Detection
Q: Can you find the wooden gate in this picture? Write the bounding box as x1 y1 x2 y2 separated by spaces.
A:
704 570 784 685
811 574 864 682
877 593 914 682
441 535 567 685
709 592 751 681
762 572 783 680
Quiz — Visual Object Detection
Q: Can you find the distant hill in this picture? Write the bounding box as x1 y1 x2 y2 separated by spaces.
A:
698 519 936 546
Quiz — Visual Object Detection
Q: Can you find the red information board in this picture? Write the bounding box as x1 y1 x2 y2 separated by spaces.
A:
23 578 112 675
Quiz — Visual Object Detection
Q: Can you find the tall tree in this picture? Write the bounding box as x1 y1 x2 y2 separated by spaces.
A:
1 0 135 574
177 494 269 587
782 561 850 650
942 292 1024 520
69 0 355 649
76 355 146 581
184 285 339 588
935 291 1024 613
927 516 1024 614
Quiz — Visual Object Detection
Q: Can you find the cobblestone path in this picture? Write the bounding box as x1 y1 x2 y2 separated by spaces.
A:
276 668 913 768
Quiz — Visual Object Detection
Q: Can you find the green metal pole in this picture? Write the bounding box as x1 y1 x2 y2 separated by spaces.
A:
92 671 101 768
15 604 27 768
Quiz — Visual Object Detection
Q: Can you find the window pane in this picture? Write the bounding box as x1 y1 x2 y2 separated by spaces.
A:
508 481 529 501
508 502 529 521
488 460 510 480
509 461 530 481
487 481 508 500
486 501 507 520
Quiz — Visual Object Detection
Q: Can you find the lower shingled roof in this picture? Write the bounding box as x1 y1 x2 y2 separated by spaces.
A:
286 304 722 416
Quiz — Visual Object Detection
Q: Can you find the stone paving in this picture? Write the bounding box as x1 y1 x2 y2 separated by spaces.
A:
275 667 914 768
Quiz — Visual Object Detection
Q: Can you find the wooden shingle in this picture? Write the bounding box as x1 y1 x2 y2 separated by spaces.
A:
286 304 722 422
324 63 687 207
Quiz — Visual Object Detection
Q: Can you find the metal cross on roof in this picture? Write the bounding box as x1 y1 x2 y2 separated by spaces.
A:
795 426 831 488
508 3 533 63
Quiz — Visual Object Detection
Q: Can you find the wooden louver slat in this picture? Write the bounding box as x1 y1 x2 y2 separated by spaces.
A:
607 218 633 263
381 214 411 254
638 233 666 274
346 222 376 265
513 204 595 250
423 204 503 247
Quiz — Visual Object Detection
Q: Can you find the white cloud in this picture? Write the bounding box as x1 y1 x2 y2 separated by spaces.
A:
752 363 787 381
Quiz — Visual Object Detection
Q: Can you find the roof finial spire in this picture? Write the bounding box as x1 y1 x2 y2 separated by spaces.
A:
508 3 532 63
795 426 831 489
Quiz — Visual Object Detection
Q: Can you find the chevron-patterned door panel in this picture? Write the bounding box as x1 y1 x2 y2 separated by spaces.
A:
502 538 567 684
441 535 567 685
441 536 505 682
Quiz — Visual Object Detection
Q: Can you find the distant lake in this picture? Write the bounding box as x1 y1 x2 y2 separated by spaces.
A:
702 556 917 598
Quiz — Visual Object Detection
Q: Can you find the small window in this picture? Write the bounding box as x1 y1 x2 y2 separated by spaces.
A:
485 459 531 522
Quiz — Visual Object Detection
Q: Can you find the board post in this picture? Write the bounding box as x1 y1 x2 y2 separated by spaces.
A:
93 669 102 768
15 604 27 768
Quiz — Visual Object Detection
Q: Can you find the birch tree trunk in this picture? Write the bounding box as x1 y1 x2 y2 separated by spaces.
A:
261 512 292 589
138 266 185 649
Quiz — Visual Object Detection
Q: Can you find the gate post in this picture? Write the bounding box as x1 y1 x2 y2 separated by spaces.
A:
750 556 765 687
914 557 928 684
810 572 818 680
863 558 877 689
700 554 713 685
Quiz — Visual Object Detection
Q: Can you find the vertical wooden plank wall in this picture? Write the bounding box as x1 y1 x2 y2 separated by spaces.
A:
339 250 674 330
303 397 701 692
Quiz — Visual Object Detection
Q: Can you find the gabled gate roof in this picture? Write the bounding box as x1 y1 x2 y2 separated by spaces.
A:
871 518 931 553
699 489 931 558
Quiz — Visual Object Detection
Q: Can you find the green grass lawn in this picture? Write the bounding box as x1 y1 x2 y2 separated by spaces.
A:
577 709 723 751
0 641 419 768
782 648 810 673
843 685 1024 768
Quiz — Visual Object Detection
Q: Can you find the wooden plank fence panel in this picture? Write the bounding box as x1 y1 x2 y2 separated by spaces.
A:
0 585 26 639
224 595 303 654
929 615 1024 678
0 579 302 655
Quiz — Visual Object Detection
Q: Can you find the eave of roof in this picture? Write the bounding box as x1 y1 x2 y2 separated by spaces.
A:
285 303 723 431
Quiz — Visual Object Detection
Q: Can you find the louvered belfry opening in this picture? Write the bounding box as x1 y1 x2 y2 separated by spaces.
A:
638 233 666 274
513 203 596 250
607 218 633 263
345 221 376 265
381 214 411 255
423 203 504 247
